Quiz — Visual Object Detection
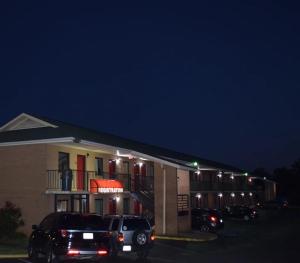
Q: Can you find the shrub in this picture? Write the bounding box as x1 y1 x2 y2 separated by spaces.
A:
0 201 24 238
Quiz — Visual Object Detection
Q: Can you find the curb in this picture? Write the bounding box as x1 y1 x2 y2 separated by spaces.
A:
156 234 217 242
0 254 27 258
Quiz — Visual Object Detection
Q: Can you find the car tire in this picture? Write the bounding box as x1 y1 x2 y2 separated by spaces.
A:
28 243 38 263
200 225 210 232
244 215 250 221
132 229 148 248
46 245 59 263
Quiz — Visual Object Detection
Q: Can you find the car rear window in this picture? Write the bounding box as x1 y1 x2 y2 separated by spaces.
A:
122 218 150 231
59 214 111 230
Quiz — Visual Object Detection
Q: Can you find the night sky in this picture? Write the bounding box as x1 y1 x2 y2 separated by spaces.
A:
1 1 300 171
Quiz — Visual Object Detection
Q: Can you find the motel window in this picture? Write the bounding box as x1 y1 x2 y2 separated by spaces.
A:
123 198 130 214
95 157 103 176
95 199 103 215
56 200 68 212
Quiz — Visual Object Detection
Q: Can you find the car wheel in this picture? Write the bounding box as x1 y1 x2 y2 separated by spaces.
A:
133 230 148 248
200 225 210 232
46 246 59 263
244 215 250 221
137 249 149 260
28 243 38 262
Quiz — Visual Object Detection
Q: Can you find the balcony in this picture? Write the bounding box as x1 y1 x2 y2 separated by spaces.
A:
46 170 154 193
190 180 259 192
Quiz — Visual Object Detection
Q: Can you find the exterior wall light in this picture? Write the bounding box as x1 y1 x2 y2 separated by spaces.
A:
196 170 201 175
138 162 143 168
193 162 198 167
218 193 223 198
196 193 202 199
248 178 252 183
116 158 121 165
217 171 222 178
249 192 253 197
115 196 120 202
244 173 248 176
241 192 245 197
230 175 234 180
231 193 235 198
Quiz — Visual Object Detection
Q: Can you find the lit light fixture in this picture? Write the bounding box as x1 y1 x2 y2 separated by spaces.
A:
263 177 266 180
115 196 120 202
230 175 234 180
196 170 201 175
244 173 248 176
248 178 252 182
218 193 223 198
193 161 198 167
116 158 121 165
196 193 202 199
249 192 253 197
217 171 223 178
138 162 143 168
231 192 235 198
241 192 245 197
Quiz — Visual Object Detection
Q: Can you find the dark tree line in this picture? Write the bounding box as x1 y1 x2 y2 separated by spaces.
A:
253 158 300 205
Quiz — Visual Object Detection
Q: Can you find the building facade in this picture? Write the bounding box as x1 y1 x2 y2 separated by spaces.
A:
0 113 276 236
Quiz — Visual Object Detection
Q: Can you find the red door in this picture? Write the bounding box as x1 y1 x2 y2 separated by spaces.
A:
109 198 117 215
133 163 140 191
77 155 85 190
109 160 116 179
141 163 146 189
134 200 140 215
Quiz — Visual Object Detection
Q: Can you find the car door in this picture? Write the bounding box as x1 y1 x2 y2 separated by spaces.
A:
38 214 57 254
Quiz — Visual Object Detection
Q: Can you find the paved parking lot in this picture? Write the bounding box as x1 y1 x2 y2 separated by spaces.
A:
0 208 299 263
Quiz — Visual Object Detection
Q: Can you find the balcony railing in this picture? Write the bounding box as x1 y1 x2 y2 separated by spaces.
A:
46 170 154 193
190 180 259 192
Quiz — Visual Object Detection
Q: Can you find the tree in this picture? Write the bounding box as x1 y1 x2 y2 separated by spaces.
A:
0 201 24 238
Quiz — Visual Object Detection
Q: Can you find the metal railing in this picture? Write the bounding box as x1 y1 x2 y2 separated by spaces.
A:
46 170 154 193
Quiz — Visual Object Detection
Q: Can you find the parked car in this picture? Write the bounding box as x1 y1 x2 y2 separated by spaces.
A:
191 208 224 232
223 205 258 221
28 213 111 262
104 215 154 259
261 200 288 210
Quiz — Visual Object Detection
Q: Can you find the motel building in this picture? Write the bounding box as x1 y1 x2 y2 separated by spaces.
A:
0 113 276 236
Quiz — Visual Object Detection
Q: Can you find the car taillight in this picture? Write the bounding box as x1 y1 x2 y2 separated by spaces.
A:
67 249 79 255
60 229 69 238
210 216 217 222
150 233 155 241
97 250 108 255
118 233 124 242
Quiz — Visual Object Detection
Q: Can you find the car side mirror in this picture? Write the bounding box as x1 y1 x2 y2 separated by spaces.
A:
32 224 38 230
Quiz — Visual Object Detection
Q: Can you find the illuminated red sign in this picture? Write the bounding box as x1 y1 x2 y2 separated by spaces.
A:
90 179 124 193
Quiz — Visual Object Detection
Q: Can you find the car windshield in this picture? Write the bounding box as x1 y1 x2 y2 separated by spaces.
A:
58 214 111 230
122 218 150 231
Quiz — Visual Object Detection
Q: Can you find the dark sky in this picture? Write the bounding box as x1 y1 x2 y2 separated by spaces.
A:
0 1 300 172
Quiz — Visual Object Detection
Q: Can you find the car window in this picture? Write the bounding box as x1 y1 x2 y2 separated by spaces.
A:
39 214 57 231
122 218 150 231
58 214 110 230
111 219 120 231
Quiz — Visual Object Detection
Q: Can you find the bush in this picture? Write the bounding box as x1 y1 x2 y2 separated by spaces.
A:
0 201 24 239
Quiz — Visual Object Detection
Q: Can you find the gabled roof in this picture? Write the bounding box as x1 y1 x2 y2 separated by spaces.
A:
0 113 246 173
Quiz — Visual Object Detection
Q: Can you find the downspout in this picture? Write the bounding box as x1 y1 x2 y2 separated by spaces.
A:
163 166 166 235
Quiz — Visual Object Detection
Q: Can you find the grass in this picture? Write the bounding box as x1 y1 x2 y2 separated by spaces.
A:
0 233 28 255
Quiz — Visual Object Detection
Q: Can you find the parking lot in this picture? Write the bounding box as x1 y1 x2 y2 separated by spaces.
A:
0 208 299 263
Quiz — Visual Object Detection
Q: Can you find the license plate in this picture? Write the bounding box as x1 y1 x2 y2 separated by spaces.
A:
123 245 131 252
83 233 93 240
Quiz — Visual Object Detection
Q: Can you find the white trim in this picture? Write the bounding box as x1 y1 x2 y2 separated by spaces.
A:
0 113 57 132
0 137 75 147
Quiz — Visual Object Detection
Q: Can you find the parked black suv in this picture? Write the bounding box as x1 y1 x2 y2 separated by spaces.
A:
223 205 258 221
104 215 154 259
28 213 111 262
191 208 224 232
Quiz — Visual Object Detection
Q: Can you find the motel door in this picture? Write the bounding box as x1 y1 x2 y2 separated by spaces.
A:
77 155 86 190
133 163 140 191
109 198 117 215
109 160 116 179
